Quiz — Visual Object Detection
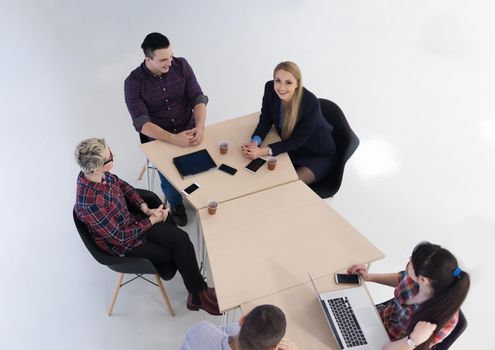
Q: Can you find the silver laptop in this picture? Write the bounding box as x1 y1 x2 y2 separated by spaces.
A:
309 274 390 349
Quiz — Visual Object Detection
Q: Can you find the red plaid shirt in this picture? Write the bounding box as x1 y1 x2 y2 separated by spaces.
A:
75 172 152 256
376 270 458 346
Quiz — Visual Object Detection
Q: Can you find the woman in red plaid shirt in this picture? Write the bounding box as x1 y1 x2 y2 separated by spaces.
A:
74 138 220 315
348 242 470 349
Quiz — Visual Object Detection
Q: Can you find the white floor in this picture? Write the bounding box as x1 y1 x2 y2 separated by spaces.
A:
1 1 493 349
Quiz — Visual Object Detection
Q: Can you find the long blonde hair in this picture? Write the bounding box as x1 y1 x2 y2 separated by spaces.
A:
274 62 303 139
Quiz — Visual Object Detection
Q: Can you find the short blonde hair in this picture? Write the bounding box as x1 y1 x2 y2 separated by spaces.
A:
75 138 107 174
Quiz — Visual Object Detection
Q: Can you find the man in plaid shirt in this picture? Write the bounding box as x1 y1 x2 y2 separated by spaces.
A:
76 164 152 256
74 138 220 316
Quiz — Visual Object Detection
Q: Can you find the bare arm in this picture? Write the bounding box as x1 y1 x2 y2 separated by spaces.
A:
189 103 206 145
348 264 400 287
193 103 206 129
141 122 174 143
383 337 417 350
368 273 401 287
141 122 193 147
382 322 437 350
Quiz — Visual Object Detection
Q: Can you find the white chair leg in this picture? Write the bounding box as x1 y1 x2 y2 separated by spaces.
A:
108 273 124 316
145 159 152 190
149 164 156 191
155 274 175 317
138 163 146 181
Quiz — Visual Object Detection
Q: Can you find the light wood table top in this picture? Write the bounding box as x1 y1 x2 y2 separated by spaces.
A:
240 275 376 350
198 180 384 311
139 112 298 209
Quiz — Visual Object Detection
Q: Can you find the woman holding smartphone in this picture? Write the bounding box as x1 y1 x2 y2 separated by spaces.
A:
241 61 336 185
348 242 470 350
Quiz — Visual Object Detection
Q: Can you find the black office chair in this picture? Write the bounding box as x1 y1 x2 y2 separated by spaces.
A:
137 133 158 191
433 310 467 350
73 189 176 316
309 99 359 198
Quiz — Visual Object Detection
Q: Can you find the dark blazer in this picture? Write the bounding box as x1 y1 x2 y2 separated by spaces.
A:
252 81 336 156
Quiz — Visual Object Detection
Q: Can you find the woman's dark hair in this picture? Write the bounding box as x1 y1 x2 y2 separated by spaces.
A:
408 241 470 349
141 32 170 58
238 304 286 350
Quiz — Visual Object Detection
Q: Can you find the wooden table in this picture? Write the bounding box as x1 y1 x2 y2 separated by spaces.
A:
198 181 384 312
139 112 298 209
240 274 378 350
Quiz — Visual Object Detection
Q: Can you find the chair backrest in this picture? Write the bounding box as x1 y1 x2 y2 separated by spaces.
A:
434 310 467 350
73 209 119 265
72 209 160 275
309 99 359 198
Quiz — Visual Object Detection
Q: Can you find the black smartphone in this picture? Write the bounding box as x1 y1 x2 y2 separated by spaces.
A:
245 158 266 173
182 183 200 196
218 163 237 175
334 273 361 285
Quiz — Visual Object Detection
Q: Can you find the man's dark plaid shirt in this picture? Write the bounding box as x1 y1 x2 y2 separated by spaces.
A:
124 57 208 134
75 172 151 256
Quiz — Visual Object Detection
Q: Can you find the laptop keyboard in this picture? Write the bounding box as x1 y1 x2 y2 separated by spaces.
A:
327 297 368 348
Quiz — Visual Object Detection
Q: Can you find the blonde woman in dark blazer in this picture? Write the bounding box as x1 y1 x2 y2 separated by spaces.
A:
242 62 336 184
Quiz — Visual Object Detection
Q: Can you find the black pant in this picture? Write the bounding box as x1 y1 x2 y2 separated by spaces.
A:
126 190 206 294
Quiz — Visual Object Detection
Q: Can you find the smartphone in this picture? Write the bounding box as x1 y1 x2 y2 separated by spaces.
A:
218 163 237 176
334 273 361 285
182 183 200 196
245 158 266 173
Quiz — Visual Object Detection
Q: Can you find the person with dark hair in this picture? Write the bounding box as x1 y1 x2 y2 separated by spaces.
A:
124 32 208 226
181 304 297 350
74 138 220 316
348 241 470 350
241 61 336 185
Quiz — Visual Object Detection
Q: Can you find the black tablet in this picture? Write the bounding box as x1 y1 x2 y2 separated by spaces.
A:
173 149 217 179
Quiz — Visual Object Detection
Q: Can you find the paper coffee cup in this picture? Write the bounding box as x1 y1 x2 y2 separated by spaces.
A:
219 142 229 155
207 200 218 215
267 156 277 171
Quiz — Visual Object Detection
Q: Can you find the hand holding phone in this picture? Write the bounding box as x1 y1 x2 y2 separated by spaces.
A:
347 264 369 281
335 273 361 285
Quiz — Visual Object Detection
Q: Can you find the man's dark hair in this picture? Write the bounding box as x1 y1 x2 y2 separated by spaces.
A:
141 32 170 58
238 305 286 350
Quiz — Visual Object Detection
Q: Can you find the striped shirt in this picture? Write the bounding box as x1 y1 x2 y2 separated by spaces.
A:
181 321 241 350
124 57 208 134
376 270 458 346
75 171 151 256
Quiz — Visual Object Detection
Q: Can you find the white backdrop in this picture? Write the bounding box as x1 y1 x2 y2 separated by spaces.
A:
0 0 493 348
